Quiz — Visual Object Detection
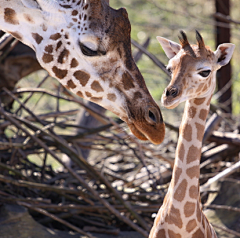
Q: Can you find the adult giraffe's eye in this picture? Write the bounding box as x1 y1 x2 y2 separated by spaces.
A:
79 42 106 57
199 70 211 77
79 42 99 56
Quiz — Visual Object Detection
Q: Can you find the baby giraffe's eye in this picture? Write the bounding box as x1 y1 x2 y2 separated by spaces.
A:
199 70 211 77
167 67 172 75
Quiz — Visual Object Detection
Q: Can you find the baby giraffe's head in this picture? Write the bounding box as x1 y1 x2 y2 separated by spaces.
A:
157 31 235 109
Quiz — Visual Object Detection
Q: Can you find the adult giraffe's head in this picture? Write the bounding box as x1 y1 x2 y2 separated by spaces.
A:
157 31 235 109
0 0 165 144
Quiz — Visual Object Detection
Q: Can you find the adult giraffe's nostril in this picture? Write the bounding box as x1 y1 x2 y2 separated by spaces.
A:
149 110 157 123
146 107 161 125
166 86 178 98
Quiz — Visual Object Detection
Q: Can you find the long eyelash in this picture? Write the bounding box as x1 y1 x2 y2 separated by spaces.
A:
79 42 106 57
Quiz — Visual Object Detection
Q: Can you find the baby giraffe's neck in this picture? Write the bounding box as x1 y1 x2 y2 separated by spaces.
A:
149 93 217 238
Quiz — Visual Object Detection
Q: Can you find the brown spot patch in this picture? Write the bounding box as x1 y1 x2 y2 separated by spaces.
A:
203 84 208 92
165 206 183 228
186 165 199 179
189 185 198 199
85 92 92 97
196 83 205 93
203 216 206 229
9 31 22 41
107 93 116 102
91 81 103 92
71 58 79 68
188 106 197 118
56 41 63 51
172 166 182 186
52 66 67 79
32 33 43 44
206 97 211 106
91 97 103 103
50 33 61 40
83 3 89 10
122 72 134 90
195 122 205 141
186 145 201 164
186 219 197 233
60 4 71 8
45 45 53 53
77 91 83 98
206 223 213 238
74 70 90 86
192 228 204 238
4 8 19 25
174 179 187 202
42 53 53 63
168 229 181 238
154 229 166 238
41 23 47 31
72 10 78 16
184 202 196 217
196 204 202 223
67 80 76 89
117 48 122 58
182 123 192 142
24 13 34 23
58 48 70 64
133 92 142 101
109 57 118 65
176 142 185 162
194 98 205 105
199 109 208 121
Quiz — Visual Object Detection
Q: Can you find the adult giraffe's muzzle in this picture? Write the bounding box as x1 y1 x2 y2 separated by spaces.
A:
125 100 165 145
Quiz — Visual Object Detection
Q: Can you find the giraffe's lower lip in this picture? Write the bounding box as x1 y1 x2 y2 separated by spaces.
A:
162 98 180 109
127 123 149 141
121 104 165 145
127 122 165 145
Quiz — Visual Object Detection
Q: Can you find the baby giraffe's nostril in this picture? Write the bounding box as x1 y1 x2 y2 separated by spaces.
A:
166 89 170 97
166 87 178 97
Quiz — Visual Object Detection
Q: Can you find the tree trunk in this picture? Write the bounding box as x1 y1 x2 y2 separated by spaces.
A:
215 0 232 113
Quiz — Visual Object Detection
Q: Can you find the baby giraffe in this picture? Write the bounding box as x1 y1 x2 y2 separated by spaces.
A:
149 31 234 238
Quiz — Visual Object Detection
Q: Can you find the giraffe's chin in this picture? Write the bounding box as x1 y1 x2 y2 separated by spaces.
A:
128 123 149 141
162 99 180 109
127 122 165 145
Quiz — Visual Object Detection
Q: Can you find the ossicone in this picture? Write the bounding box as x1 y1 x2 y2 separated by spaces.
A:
196 30 205 49
178 30 196 58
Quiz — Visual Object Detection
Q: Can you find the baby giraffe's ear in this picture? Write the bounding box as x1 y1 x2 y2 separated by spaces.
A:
157 36 181 59
214 43 235 67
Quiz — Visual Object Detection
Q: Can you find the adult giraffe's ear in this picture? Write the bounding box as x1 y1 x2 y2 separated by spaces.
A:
214 43 235 67
157 36 181 59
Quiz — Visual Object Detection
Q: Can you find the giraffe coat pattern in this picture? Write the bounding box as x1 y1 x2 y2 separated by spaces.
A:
0 0 165 144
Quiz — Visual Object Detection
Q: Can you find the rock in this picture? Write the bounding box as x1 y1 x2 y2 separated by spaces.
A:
0 204 144 238
204 180 240 237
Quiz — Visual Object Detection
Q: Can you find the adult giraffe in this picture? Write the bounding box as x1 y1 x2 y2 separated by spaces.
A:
0 0 165 144
149 31 234 238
